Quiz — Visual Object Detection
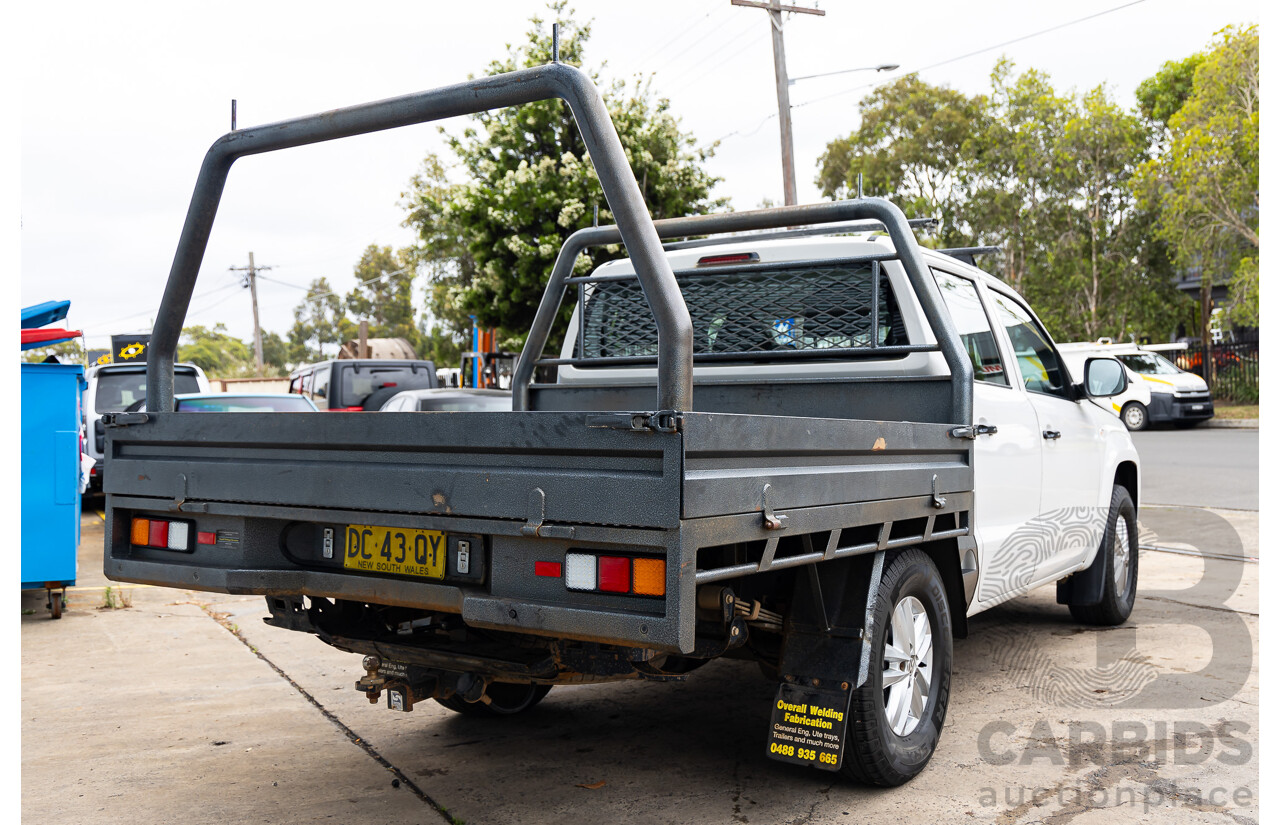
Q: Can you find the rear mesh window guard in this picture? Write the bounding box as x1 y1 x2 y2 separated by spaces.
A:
573 261 908 362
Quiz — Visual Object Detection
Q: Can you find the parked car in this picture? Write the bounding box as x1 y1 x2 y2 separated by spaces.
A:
124 393 319 413
1059 350 1153 431
82 361 209 492
288 359 438 411
377 388 512 412
1059 342 1213 429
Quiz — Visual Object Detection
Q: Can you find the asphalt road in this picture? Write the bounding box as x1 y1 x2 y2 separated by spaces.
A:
1130 428 1258 510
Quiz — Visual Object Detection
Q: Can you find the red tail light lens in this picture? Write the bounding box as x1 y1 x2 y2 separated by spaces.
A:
148 520 169 548
597 556 631 593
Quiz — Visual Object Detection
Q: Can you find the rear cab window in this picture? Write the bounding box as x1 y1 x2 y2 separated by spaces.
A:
94 369 201 412
931 270 1008 387
338 365 436 408
576 261 908 362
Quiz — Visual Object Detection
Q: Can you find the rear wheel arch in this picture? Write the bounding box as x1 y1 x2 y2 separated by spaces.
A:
918 540 969 639
1115 461 1138 508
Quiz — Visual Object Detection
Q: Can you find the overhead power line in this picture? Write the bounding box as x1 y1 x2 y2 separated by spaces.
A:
729 0 828 206
635 0 727 67
81 279 242 335
792 0 1153 111
274 267 415 306
229 252 272 376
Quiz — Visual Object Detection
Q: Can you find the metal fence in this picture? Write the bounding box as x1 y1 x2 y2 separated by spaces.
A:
1172 339 1260 405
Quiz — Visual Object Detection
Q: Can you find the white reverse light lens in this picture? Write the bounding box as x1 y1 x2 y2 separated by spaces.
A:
167 521 189 550
564 553 596 591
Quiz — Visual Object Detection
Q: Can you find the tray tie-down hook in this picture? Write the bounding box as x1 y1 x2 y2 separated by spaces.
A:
521 487 575 539
762 483 788 530
930 474 946 509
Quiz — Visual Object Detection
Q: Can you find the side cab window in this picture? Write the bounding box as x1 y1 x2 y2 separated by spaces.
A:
313 367 329 400
288 370 310 396
988 292 1072 400
931 270 1008 387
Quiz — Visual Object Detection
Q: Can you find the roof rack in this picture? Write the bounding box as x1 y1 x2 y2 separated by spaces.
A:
661 217 940 251
938 246 1001 266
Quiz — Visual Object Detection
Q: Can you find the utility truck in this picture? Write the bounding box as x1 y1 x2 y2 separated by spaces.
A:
1059 341 1213 430
103 62 1140 785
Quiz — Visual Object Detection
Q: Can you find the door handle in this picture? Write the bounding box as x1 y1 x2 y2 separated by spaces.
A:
1042 429 1061 440
949 424 999 439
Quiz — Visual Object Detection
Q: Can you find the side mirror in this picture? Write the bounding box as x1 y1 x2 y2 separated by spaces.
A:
1082 357 1128 397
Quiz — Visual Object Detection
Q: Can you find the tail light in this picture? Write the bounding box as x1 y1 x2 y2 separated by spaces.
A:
129 517 195 552
556 553 665 597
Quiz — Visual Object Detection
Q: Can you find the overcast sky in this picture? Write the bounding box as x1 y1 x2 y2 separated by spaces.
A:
17 0 1260 354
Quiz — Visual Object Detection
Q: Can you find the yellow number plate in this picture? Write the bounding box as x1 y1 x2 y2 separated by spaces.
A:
344 525 446 579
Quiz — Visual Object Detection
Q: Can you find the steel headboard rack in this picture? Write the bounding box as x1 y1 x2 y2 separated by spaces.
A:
146 62 694 413
513 199 974 425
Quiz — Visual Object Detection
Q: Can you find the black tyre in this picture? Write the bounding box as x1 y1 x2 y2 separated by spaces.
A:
435 683 552 717
1069 485 1138 626
361 387 403 411
841 549 952 786
1120 402 1148 431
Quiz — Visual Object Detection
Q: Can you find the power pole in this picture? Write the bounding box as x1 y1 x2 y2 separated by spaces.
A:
730 0 825 206
229 252 273 376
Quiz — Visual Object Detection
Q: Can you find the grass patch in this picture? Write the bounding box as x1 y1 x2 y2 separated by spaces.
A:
1214 404 1259 420
101 586 134 609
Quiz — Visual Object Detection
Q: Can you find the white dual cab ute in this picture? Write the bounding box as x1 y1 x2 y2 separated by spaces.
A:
1059 341 1214 430
102 63 1140 787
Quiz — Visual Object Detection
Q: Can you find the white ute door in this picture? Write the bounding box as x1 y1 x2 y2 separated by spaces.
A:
988 291 1108 582
932 271 1042 609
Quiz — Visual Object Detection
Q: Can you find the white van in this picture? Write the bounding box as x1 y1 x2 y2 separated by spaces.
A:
1059 342 1213 430
83 362 210 491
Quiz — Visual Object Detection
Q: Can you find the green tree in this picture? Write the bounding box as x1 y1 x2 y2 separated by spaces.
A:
345 244 422 352
261 331 290 371
970 67 1185 341
1136 54 1206 128
1135 25 1259 331
177 324 255 377
963 62 1073 294
820 59 1188 342
417 320 465 369
401 4 727 349
288 278 351 363
21 339 85 365
1044 87 1163 339
816 75 985 246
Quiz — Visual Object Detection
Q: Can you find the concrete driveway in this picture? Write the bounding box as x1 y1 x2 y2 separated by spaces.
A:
21 502 1258 825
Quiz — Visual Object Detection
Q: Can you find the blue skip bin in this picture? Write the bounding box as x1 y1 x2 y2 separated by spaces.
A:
21 361 87 618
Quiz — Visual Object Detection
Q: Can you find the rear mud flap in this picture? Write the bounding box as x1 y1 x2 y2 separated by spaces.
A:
1056 547 1107 607
767 681 852 771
